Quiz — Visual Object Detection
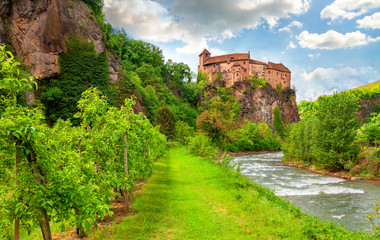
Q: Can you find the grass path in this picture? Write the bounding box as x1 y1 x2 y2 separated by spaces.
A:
93 147 358 239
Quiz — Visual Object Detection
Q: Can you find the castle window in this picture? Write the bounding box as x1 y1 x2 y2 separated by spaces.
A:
243 61 246 64
244 69 247 72
262 72 264 76
277 72 279 75
268 71 271 74
285 74 287 76
284 81 286 84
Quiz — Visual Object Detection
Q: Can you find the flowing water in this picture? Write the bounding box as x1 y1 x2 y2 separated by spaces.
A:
231 152 380 231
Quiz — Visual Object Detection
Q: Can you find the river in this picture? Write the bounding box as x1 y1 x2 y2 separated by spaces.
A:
231 152 380 232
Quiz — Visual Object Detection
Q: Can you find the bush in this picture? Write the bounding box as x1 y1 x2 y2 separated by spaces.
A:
187 134 218 161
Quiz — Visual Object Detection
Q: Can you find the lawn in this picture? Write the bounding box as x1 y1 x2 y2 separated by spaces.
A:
92 147 368 239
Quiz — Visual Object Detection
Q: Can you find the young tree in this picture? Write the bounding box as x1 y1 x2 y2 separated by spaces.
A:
312 92 360 170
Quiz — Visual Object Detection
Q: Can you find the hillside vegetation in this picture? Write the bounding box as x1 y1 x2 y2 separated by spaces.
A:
347 80 380 91
291 85 380 178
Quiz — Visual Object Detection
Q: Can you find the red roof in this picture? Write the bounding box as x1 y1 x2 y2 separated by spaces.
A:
200 50 290 73
267 62 291 73
250 59 267 66
199 49 211 56
204 53 249 65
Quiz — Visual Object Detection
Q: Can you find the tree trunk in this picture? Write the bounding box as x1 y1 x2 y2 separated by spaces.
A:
78 136 82 158
123 135 129 211
26 149 52 240
14 140 21 240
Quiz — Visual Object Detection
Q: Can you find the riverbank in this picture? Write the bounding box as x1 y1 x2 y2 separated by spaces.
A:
281 148 380 181
85 147 370 239
277 161 379 181
226 149 379 181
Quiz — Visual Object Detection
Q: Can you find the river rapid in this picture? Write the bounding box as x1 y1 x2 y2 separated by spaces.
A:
231 152 380 232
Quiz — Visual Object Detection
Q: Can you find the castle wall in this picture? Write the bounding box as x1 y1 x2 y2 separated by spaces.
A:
199 50 291 90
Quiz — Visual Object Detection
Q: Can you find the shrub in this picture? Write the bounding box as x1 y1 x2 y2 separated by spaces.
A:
187 134 218 161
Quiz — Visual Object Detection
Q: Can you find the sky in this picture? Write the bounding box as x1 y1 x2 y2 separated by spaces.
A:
103 0 380 102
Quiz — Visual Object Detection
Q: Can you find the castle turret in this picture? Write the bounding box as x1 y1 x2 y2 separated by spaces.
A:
198 49 211 72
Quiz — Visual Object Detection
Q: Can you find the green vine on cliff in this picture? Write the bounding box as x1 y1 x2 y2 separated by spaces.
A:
39 36 112 125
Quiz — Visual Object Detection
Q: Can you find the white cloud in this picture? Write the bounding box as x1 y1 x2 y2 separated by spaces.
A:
301 67 358 82
104 0 311 54
308 53 320 59
279 20 303 34
297 30 380 49
209 48 228 56
294 66 378 101
287 41 297 49
321 0 380 21
357 12 380 29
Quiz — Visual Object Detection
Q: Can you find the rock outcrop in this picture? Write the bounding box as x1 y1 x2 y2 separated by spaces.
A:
198 80 299 127
1 0 105 79
358 97 380 123
0 0 145 112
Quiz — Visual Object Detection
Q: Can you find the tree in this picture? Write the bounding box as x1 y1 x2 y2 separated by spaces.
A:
312 92 360 170
81 0 104 15
196 110 226 143
175 120 194 144
155 105 175 139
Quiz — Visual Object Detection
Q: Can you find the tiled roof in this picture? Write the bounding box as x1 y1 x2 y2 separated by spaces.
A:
199 49 211 56
267 62 291 73
250 59 267 66
200 50 291 73
204 53 250 65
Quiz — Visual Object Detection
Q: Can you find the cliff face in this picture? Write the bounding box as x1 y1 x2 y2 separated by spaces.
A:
1 0 105 79
358 97 380 123
198 80 299 127
233 81 299 125
0 0 143 112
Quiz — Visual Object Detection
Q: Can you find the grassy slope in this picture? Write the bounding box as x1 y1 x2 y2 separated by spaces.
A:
93 147 369 240
347 80 380 91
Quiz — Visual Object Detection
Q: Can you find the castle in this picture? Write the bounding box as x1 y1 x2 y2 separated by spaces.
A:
198 49 291 89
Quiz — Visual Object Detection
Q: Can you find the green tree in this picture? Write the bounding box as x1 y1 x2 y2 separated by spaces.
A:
312 92 360 170
155 105 175 139
175 120 194 144
82 0 104 15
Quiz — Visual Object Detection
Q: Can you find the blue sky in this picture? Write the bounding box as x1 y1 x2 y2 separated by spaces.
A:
103 0 380 102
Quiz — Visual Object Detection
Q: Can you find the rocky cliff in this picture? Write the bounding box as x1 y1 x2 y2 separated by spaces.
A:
0 0 106 78
0 0 144 111
198 80 299 127
358 97 380 123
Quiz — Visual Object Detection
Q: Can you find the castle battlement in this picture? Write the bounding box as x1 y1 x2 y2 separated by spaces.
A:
198 49 291 89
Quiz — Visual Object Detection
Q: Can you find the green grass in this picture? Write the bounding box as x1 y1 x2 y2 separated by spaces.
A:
348 80 380 91
92 147 371 239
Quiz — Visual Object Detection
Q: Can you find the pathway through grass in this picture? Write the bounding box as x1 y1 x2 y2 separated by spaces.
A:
94 147 363 239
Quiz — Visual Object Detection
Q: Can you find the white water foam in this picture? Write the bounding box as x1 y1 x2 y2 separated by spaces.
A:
275 186 365 196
